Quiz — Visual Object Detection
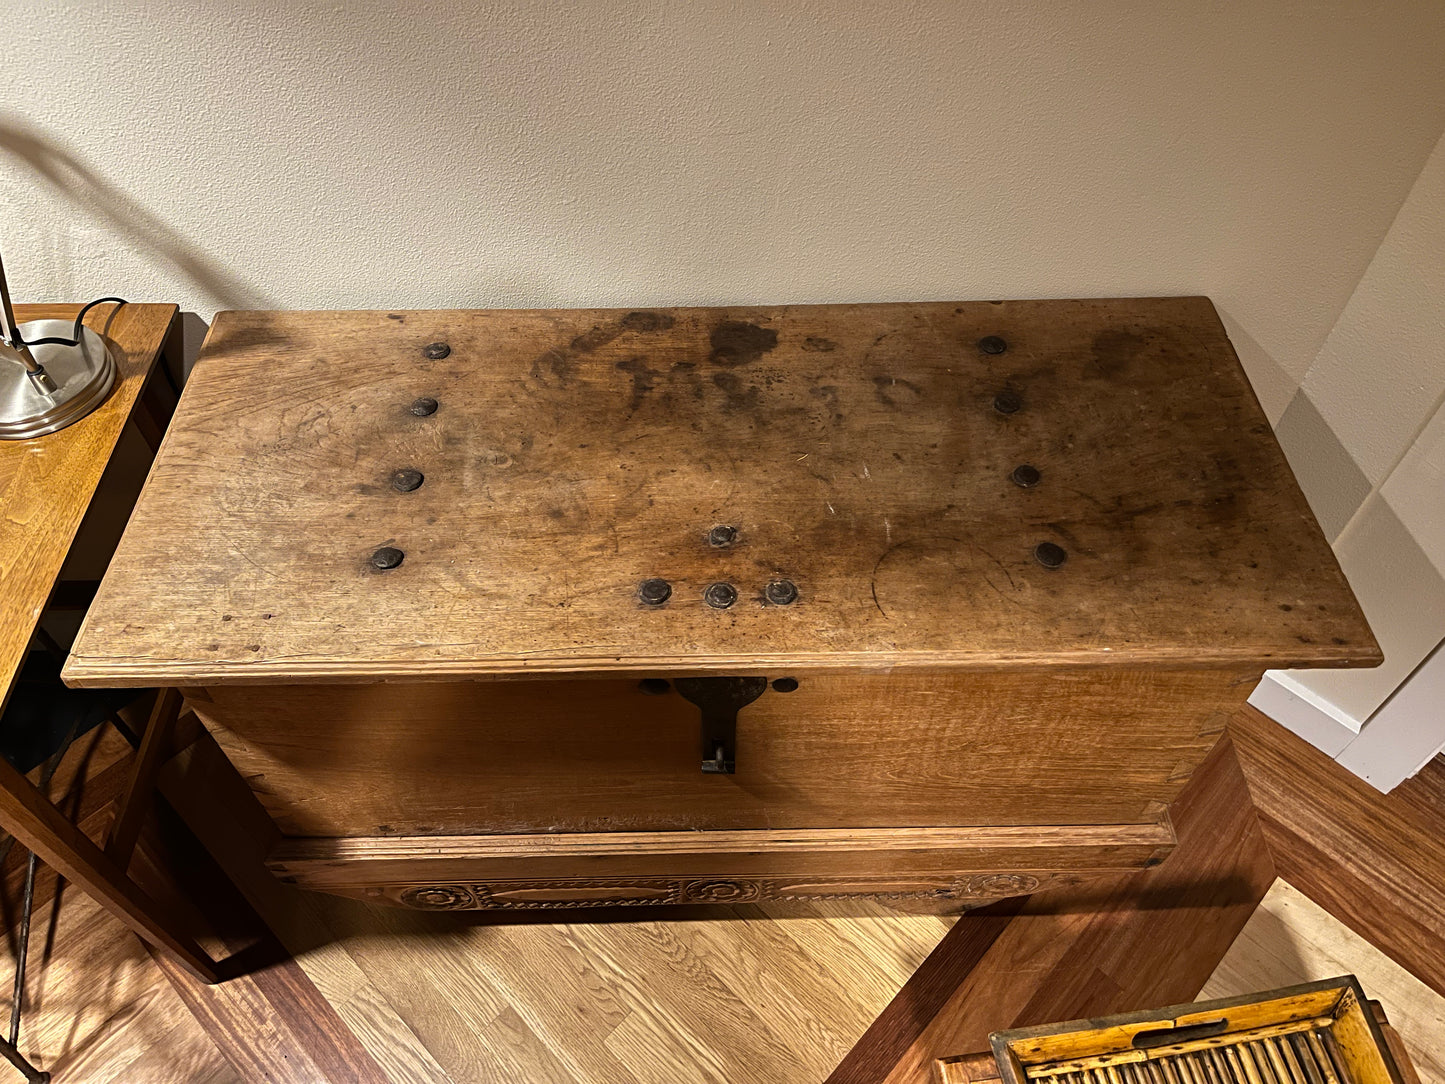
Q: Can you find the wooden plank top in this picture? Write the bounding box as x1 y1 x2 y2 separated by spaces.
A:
63 298 1379 687
2 303 175 707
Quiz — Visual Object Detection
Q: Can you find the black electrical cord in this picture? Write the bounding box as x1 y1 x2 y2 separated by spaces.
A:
14 297 127 347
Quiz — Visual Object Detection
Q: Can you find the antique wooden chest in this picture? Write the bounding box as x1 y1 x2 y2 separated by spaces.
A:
64 298 1379 911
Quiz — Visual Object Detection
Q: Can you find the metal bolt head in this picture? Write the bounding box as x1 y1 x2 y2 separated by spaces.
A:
764 579 798 605
392 468 424 492
1011 464 1041 488
423 342 451 360
639 578 672 605
978 335 1008 355
707 524 739 547
1034 541 1067 569
410 397 438 416
704 582 738 609
993 390 1022 415
771 677 799 693
371 546 405 571
638 678 671 695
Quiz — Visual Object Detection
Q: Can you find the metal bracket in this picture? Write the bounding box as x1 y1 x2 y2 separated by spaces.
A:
673 676 768 775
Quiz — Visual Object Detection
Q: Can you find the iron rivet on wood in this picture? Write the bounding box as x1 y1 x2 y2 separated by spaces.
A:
993 390 1022 415
392 469 424 492
639 578 672 605
371 546 405 571
1034 541 1067 569
978 335 1008 354
410 397 438 416
1011 464 1041 488
423 342 451 359
704 582 738 609
765 580 798 605
708 525 738 547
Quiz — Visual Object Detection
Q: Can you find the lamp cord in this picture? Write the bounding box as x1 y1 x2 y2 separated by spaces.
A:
12 297 128 348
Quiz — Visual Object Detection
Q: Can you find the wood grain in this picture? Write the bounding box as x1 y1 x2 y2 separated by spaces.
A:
1202 880 1445 1084
188 669 1237 839
266 822 1171 909
0 879 238 1083
161 728 956 1084
829 734 1278 1084
104 686 182 866
64 298 1378 688
1228 707 1445 1001
1 302 174 707
0 750 218 982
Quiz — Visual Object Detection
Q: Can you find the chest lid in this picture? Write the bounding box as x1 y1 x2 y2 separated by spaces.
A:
64 297 1379 686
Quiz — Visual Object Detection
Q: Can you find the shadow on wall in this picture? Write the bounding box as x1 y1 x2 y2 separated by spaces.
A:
0 116 274 318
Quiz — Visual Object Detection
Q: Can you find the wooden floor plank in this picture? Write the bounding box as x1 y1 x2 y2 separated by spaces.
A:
155 734 443 1084
1203 879 1445 1084
824 899 1022 1084
1229 706 1445 998
834 733 1276 1084
0 883 236 1083
11 708 1443 1083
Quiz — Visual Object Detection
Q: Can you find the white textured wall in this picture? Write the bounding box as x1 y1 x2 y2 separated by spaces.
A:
3 1 1445 423
1252 129 1445 786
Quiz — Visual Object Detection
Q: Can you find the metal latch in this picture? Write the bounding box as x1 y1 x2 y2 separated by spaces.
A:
673 676 768 774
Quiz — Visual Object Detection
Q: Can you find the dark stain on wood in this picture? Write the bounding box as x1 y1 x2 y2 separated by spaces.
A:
616 356 660 411
710 321 778 366
711 371 762 414
873 375 925 409
1090 328 1147 378
621 311 675 332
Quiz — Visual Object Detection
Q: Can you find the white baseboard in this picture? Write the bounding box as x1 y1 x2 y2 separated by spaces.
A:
1247 672 1361 756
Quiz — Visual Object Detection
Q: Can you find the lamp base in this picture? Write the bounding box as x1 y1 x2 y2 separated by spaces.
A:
0 320 116 440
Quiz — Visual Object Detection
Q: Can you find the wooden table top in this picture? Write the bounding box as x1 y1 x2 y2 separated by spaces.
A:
64 297 1379 687
1 303 175 707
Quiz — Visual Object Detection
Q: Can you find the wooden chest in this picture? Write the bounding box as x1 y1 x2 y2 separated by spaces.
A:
64 298 1378 911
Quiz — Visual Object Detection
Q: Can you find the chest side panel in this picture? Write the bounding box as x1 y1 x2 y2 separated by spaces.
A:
188 668 1249 838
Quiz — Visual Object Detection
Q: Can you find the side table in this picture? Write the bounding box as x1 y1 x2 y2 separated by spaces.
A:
0 302 218 988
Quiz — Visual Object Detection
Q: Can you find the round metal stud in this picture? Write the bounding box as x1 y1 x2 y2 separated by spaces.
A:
423 342 451 359
993 390 1022 415
1034 542 1067 569
708 524 738 547
638 678 671 695
392 468 424 492
771 677 799 693
1011 464 1041 488
370 546 405 571
639 578 672 605
764 579 799 605
978 335 1008 355
410 397 438 417
704 582 738 609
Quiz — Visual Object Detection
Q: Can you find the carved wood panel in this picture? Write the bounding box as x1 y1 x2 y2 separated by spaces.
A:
378 873 1054 911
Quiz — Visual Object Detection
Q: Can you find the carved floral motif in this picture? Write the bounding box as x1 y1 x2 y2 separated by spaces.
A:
400 884 477 910
683 880 760 903
964 873 1040 896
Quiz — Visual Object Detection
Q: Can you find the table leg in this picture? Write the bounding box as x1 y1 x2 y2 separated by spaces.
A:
0 753 220 983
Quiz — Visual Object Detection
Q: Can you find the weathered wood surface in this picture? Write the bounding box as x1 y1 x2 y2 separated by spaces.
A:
65 298 1377 687
265 820 1173 908
828 735 1278 1084
186 668 1239 836
0 302 175 706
